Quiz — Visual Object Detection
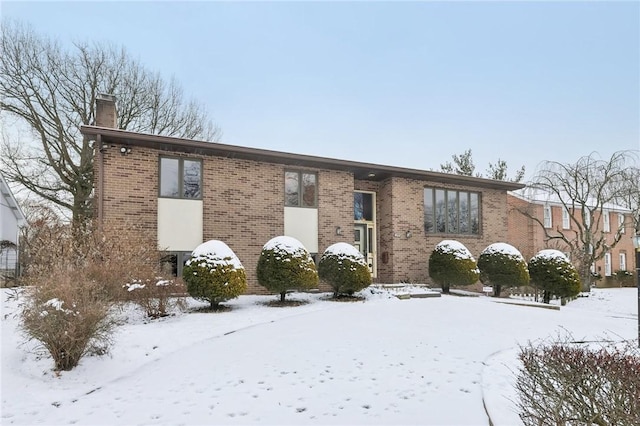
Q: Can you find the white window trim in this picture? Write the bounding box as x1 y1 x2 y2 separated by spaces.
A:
543 205 552 228
562 208 570 229
619 253 626 271
603 210 610 233
604 253 612 277
618 213 625 234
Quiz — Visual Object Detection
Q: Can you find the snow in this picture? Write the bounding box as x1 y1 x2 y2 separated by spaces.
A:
187 239 243 270
323 242 367 265
435 239 475 260
1 287 637 425
262 235 308 254
532 249 567 261
481 242 524 259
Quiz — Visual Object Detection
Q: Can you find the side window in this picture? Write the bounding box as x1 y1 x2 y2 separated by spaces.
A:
159 157 202 199
285 171 317 207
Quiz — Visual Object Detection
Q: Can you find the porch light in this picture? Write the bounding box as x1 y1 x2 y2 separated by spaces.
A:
406 230 412 239
335 226 343 236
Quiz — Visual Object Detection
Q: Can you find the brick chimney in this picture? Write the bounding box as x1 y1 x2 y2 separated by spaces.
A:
95 93 117 128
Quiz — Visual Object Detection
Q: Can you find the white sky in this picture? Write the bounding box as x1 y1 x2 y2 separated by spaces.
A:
3 1 639 181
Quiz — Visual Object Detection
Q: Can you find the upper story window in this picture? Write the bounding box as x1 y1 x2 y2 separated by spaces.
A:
583 209 591 228
159 157 202 199
543 205 552 228
562 208 570 229
424 187 480 235
603 210 610 232
354 192 374 221
285 171 317 207
618 213 625 234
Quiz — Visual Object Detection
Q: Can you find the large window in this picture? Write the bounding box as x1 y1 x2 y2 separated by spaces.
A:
285 171 317 207
424 188 480 234
159 157 202 199
354 192 374 221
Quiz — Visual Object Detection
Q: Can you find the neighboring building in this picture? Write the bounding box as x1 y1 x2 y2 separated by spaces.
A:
0 173 26 285
81 95 524 293
508 190 635 286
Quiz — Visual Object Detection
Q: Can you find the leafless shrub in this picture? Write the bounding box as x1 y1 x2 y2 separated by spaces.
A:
123 277 186 319
516 337 640 426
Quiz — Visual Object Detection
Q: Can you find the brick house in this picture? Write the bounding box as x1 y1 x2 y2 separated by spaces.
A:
81 95 524 294
507 190 636 287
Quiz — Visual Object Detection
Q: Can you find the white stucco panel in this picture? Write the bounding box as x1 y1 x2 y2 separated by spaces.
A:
284 207 318 253
157 198 203 251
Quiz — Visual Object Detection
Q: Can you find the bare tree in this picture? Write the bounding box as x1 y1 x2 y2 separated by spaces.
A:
0 20 221 227
519 151 637 291
440 149 525 182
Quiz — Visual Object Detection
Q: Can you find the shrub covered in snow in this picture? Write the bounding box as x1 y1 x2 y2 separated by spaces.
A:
528 249 581 304
256 236 318 302
123 278 186 318
318 242 372 297
477 242 529 297
182 240 247 309
428 240 479 294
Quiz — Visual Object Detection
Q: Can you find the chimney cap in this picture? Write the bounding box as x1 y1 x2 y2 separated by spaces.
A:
97 93 116 102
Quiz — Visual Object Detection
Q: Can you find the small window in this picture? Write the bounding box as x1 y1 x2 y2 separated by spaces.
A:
159 157 202 199
160 252 192 277
354 192 374 221
619 253 626 271
604 253 612 277
562 208 570 229
603 210 610 233
618 213 625 234
285 171 317 207
543 205 552 228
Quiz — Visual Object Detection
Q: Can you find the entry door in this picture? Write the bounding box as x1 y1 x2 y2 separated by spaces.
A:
354 224 374 274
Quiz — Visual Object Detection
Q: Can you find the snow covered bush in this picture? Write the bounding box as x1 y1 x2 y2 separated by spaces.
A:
516 338 640 426
182 240 247 309
318 242 371 297
528 249 581 304
428 240 479 294
256 236 318 302
477 242 529 297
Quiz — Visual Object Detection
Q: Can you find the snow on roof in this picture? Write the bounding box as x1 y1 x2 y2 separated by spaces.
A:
263 236 309 256
435 240 475 261
323 242 366 265
481 242 524 259
510 188 630 212
189 240 243 269
532 249 568 261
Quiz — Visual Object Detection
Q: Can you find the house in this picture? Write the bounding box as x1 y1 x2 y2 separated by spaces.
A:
507 189 636 287
0 173 26 286
80 95 524 294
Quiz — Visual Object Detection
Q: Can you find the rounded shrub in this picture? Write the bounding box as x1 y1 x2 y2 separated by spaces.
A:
318 242 372 297
256 236 318 302
182 240 247 309
529 249 581 304
477 242 529 297
428 240 479 294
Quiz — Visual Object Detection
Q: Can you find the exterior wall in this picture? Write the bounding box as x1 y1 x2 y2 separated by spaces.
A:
0 191 20 274
507 195 637 287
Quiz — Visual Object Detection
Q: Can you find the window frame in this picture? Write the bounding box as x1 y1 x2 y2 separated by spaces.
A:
604 252 612 277
424 187 481 235
619 252 626 271
543 205 552 228
618 213 625 234
158 156 203 200
603 210 610 233
284 170 318 208
562 208 570 229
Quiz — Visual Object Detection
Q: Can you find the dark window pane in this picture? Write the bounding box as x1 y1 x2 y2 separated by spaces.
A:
160 158 179 197
302 173 316 207
470 193 479 234
183 160 201 198
459 192 469 233
435 189 446 233
354 192 363 220
285 172 299 206
447 191 458 233
424 188 434 232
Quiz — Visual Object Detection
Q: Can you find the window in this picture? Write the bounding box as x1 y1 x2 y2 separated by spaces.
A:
583 209 591 228
354 192 373 221
159 157 202 199
285 171 317 207
562 208 570 229
604 253 612 277
619 253 627 271
603 210 610 232
160 252 192 277
618 213 625 234
424 187 480 235
543 205 552 228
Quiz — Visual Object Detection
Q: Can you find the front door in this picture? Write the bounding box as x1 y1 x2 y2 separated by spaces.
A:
354 224 375 275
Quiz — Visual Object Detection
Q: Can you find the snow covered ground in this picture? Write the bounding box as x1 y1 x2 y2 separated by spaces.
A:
1 287 637 425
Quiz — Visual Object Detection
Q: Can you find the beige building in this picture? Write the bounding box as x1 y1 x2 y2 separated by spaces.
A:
81 95 524 294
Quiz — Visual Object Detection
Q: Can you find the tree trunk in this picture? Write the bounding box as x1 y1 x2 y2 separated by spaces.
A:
493 284 502 297
442 284 450 294
543 290 551 304
280 292 286 302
